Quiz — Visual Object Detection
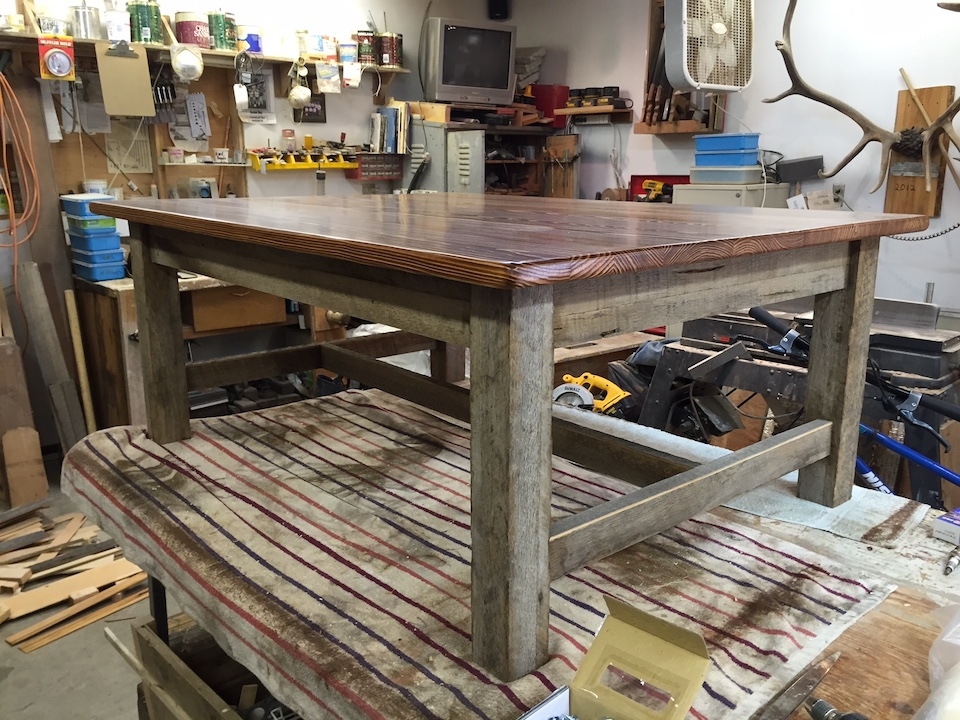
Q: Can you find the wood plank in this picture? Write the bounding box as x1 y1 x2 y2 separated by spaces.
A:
74 289 130 428
799 238 880 507
884 85 953 217
46 379 87 451
430 342 466 384
0 284 13 338
6 571 147 645
90 195 927 289
0 513 84 564
64 290 96 433
552 243 851 346
18 263 86 450
1 427 49 507
27 539 119 573
29 548 120 581
134 619 244 720
149 229 472 346
19 588 150 652
0 519 43 542
0 567 31 583
549 420 832 579
0 337 34 438
0 499 49 529
0 558 141 622
0 530 49 555
469 285 553 681
129 225 191 444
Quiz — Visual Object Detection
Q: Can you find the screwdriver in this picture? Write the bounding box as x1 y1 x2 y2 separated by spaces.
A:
805 697 869 720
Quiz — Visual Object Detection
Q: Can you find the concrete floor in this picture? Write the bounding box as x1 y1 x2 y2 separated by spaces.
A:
0 460 167 720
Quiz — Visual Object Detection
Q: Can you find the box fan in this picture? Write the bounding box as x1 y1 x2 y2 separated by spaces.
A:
665 0 755 92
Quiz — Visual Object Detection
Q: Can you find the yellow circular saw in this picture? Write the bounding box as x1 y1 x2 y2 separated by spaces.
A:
552 373 635 417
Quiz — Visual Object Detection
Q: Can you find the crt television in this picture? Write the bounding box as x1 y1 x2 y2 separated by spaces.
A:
421 17 517 106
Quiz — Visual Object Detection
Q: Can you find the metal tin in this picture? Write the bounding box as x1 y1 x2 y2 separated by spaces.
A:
376 31 402 68
175 12 209 48
147 0 162 45
357 29 375 64
127 1 151 43
224 13 236 46
105 10 131 42
38 16 70 34
207 11 227 50
69 5 101 39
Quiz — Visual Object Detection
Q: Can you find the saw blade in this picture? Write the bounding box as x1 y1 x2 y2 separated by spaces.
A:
551 383 594 409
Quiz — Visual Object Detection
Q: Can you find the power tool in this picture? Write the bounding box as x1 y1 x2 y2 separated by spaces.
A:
805 697 869 720
638 179 673 202
551 373 637 418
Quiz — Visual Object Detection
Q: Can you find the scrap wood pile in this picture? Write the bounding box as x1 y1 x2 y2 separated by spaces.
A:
0 499 145 652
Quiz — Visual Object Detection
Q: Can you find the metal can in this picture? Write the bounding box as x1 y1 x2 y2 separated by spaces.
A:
127 0 151 43
207 11 227 50
376 32 402 68
175 11 209 48
147 0 162 45
224 13 237 47
357 30 375 65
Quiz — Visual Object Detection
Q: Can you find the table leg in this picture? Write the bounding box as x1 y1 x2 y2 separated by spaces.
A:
129 223 191 443
430 342 466 383
798 237 880 507
469 285 553 681
148 575 169 644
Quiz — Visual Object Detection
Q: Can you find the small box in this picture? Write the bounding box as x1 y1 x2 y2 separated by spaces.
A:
694 132 760 152
934 511 960 545
520 597 709 720
66 214 117 235
72 247 125 265
695 149 761 167
59 192 115 218
181 285 287 333
68 231 122 253
689 165 764 184
72 259 126 282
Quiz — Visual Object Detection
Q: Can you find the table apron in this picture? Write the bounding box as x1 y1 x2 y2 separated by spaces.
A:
553 242 852 346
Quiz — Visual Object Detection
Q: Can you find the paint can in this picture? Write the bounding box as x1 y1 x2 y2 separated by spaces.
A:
69 5 102 39
175 12 209 48
207 11 228 50
356 30 375 64
338 40 358 64
376 32 402 68
105 10 131 42
224 13 237 47
127 0 151 43
236 25 262 53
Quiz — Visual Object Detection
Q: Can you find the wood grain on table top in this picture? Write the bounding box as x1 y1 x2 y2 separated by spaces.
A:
92 195 927 288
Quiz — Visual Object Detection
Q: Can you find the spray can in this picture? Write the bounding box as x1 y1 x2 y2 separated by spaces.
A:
316 170 326 196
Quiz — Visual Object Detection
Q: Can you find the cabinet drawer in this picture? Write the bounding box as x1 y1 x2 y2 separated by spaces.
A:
181 286 286 333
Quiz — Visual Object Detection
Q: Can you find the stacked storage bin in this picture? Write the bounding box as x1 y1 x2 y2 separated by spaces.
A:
61 194 125 282
691 133 762 184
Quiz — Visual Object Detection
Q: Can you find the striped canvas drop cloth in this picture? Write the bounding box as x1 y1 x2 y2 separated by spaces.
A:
63 389 894 720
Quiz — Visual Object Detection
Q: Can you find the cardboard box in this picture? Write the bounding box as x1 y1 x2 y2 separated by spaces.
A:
521 597 709 720
181 286 287 333
934 511 960 545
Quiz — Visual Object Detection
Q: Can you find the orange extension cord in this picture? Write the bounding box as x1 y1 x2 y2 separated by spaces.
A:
0 70 42 348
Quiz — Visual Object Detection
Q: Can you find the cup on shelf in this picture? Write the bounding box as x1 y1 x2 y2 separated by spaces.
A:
214 148 231 163
167 147 185 164
82 179 109 194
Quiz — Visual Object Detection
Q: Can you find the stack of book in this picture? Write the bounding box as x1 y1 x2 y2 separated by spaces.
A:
369 101 410 154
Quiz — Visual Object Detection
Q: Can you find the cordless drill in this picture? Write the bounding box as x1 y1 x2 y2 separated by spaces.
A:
805 697 869 720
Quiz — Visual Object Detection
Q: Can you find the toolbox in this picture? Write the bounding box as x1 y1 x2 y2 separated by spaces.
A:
695 148 761 167
72 259 126 282
66 214 118 235
694 132 760 151
59 192 115 218
68 231 122 252
72 247 125 265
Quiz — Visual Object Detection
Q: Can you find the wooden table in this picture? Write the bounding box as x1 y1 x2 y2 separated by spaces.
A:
92 194 925 681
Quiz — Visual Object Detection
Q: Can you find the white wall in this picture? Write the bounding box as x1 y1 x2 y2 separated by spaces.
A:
512 0 960 307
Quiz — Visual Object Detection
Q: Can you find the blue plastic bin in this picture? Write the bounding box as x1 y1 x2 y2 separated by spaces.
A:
60 193 115 218
694 133 760 152
66 214 117 235
73 259 126 282
68 231 122 253
72 247 125 265
695 149 761 167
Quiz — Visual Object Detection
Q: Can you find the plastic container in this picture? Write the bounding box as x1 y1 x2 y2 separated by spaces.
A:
68 231 122 252
60 193 115 218
66 214 117 234
689 165 764 184
694 133 760 152
72 247 125 265
695 149 761 167
72 259 126 282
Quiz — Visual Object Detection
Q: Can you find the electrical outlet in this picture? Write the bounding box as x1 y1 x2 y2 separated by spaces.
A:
832 183 845 206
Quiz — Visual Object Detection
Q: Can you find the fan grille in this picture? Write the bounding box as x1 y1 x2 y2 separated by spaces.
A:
685 0 753 89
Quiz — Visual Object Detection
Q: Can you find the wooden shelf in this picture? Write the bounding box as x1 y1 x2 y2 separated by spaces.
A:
634 119 719 135
555 106 635 124
484 158 542 165
157 162 251 168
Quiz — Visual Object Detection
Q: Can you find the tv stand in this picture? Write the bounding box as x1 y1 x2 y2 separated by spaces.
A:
410 100 546 128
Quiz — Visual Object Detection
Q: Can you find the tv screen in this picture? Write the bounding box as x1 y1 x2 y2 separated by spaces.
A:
442 24 513 90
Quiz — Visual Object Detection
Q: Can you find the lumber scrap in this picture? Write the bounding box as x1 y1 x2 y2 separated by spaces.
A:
0 566 31 583
18 263 86 450
0 338 33 438
1 428 49 507
28 539 118 573
6 571 147 645
0 558 141 623
0 513 84 564
64 290 96 434
0 531 50 555
0 499 48 529
19 589 150 652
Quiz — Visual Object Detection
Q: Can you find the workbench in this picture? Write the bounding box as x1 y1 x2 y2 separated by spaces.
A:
80 194 923 685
